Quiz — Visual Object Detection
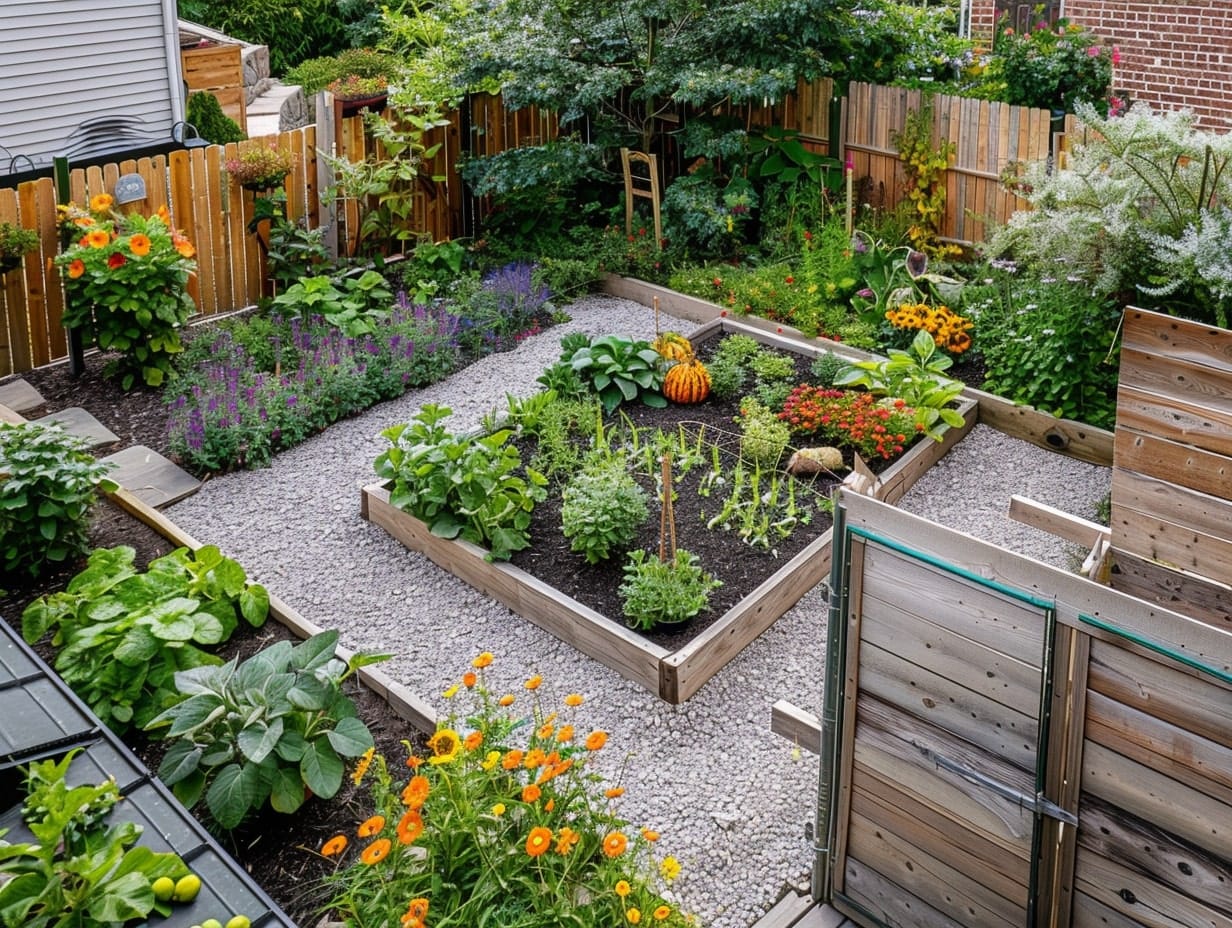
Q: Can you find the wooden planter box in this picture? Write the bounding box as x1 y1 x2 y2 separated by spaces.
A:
362 318 976 702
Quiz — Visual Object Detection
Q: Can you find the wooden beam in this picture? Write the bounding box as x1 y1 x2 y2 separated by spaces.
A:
1008 495 1110 549
772 699 823 755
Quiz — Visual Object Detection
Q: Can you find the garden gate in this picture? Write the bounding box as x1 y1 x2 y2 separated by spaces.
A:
815 489 1231 928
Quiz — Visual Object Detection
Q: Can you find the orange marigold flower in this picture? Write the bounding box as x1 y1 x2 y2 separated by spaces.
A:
464 730 484 751
128 233 151 256
524 748 546 769
406 755 423 769
401 898 429 926
321 834 348 857
537 721 555 739
603 831 628 858
615 880 631 898
361 838 392 865
626 907 642 924
654 905 672 920
501 750 524 770
357 815 385 837
396 810 423 845
642 828 660 842
521 784 542 803
564 693 584 707
67 259 85 279
86 229 110 248
605 787 625 799
556 724 575 743
525 826 553 857
472 651 494 668
89 193 114 212
499 694 515 707
524 674 543 690
402 774 430 810
173 235 195 257
107 252 126 269
586 730 608 751
555 826 580 855
462 671 477 688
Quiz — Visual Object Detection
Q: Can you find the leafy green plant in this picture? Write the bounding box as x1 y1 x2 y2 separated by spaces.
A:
893 100 959 258
834 329 966 440
272 270 392 336
990 16 1113 115
737 398 792 468
703 459 810 550
185 91 246 145
0 750 190 928
22 545 269 731
551 334 667 415
401 239 468 303
147 631 385 830
0 423 116 584
265 212 330 290
0 221 39 267
561 458 649 564
375 404 547 561
619 549 721 630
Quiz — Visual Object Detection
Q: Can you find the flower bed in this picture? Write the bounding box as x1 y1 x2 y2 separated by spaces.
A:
362 318 976 702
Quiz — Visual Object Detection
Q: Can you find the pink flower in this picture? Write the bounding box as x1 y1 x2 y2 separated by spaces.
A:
1087 46 1100 57
1112 45 1121 65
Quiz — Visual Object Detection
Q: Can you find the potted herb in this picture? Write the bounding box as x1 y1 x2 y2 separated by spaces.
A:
327 74 390 115
224 144 295 192
0 221 39 275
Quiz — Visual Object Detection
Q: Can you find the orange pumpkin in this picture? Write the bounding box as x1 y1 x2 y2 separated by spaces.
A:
663 357 711 404
653 332 693 362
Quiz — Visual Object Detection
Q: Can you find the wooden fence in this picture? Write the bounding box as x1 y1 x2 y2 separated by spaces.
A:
0 83 1058 377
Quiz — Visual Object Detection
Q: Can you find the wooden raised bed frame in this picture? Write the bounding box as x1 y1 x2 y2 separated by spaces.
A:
361 317 977 703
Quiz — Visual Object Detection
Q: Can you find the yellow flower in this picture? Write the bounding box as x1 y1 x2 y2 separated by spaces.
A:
89 193 114 212
537 722 555 739
481 750 501 771
442 683 459 699
556 724 575 743
660 856 681 881
615 880 631 898
626 908 642 924
499 694 515 707
525 674 543 690
564 693 584 707
492 802 506 816
472 651 494 668
427 728 461 765
351 747 375 785
642 828 660 842
653 905 671 920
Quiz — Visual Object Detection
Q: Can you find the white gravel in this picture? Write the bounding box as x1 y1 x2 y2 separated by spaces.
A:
166 293 1112 927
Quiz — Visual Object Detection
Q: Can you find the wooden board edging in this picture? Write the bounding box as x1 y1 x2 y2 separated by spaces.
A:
106 486 438 733
602 275 1115 467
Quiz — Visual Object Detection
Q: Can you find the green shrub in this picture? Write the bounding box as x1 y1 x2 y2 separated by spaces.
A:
21 545 270 732
561 459 649 564
185 91 245 144
738 399 792 467
619 549 721 630
706 355 747 400
0 423 115 584
148 631 385 829
285 47 399 95
545 334 667 415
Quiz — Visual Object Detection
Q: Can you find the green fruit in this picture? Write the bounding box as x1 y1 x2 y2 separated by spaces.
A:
201 920 223 928
151 876 176 902
173 874 202 903
226 917 251 928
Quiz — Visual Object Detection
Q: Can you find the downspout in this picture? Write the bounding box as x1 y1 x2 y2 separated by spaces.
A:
163 0 185 124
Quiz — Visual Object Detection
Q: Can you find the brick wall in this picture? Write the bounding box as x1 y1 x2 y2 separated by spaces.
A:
968 0 1232 129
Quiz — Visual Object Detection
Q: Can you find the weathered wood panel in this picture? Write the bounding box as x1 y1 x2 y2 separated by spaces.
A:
1110 468 1232 580
1114 427 1231 500
1115 383 1232 459
1109 549 1231 635
841 856 964 928
1072 847 1232 928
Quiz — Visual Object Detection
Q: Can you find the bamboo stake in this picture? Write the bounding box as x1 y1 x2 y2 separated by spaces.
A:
653 295 661 337
658 453 677 563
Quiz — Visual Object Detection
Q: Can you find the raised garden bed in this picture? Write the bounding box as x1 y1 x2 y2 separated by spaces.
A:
362 317 977 702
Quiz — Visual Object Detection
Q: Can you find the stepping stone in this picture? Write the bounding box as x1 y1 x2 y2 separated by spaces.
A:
0 378 43 415
101 444 200 508
32 407 119 449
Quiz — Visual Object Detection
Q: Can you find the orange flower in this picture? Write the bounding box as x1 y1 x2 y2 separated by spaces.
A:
86 229 110 248
603 831 628 858
462 671 477 688
538 758 573 785
523 748 546 769
524 674 543 690
472 651 494 668
556 724 575 743
521 784 541 803
172 234 194 257
586 730 608 751
73 217 94 228
89 193 114 212
626 908 642 924
525 826 553 857
642 828 660 842
396 810 423 845
361 838 392 865
357 815 386 837
605 787 625 799
464 730 484 751
128 233 151 256
537 721 555 739
321 834 348 857
67 259 85 279
501 750 523 770
402 774 430 810
555 826 580 855
615 880 631 897
498 694 515 707
564 693 584 707
544 798 555 812
156 204 172 224
406 755 423 770
404 899 429 922
653 905 671 920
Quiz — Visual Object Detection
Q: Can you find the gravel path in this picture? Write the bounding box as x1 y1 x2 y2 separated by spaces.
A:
167 293 1111 927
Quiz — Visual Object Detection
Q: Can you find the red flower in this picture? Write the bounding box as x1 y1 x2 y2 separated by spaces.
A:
107 252 126 269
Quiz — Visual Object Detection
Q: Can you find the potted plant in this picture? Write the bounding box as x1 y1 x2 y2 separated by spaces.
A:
0 222 39 275
327 74 390 115
224 144 295 192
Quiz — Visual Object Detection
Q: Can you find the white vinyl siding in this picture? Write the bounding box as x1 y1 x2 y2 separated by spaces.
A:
0 0 180 168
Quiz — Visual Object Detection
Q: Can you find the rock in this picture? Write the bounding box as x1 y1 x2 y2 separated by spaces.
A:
786 446 845 475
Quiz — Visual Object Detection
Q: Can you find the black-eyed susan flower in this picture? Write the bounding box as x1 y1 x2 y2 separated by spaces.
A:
427 728 461 765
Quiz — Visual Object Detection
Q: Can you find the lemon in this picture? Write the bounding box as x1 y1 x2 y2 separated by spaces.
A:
226 917 252 928
172 873 202 903
201 920 224 928
151 876 176 902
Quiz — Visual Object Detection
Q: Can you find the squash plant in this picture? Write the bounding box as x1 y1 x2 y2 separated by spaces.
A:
21 545 270 732
547 334 667 414
147 631 387 830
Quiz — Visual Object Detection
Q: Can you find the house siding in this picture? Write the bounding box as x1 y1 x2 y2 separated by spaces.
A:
0 0 181 168
968 0 1232 130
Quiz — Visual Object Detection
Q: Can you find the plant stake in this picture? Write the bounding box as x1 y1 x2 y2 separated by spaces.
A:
658 453 677 563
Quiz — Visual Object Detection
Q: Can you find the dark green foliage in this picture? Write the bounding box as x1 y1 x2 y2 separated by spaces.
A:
185 92 245 145
179 0 364 74
545 334 668 415
619 549 721 631
561 458 649 564
0 423 115 584
284 47 399 95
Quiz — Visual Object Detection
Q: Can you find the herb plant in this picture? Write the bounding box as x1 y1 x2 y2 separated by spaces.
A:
737 399 792 468
375 404 547 561
0 749 190 928
560 458 649 564
0 422 116 584
619 549 721 630
22 545 269 731
148 631 386 830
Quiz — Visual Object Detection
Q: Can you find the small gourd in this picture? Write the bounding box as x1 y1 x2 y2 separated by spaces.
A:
663 357 711 404
653 331 693 362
